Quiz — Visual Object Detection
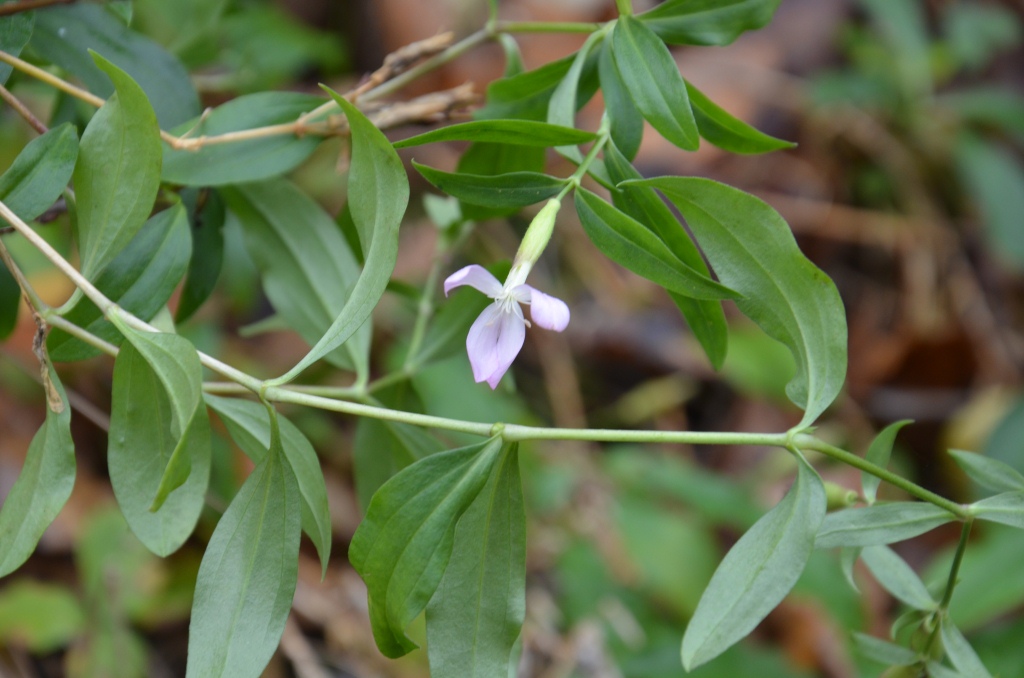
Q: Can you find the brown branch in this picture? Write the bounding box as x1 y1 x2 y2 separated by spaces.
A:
0 0 74 15
0 82 47 134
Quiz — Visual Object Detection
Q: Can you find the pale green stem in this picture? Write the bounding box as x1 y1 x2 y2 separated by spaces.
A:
614 0 633 16
939 518 973 610
0 233 47 312
495 21 604 34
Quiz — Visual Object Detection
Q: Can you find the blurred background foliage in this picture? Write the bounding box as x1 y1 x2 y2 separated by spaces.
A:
1 0 1023 676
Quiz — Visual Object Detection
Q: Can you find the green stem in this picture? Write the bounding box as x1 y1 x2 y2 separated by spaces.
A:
403 242 446 372
495 21 605 34
794 434 968 519
939 518 973 610
614 0 633 16
0 233 47 313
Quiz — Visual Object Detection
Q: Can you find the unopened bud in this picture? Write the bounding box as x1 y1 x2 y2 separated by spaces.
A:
513 198 561 271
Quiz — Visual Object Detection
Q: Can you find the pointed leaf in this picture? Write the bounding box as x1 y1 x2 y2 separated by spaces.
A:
414 162 567 209
949 449 1024 494
861 545 936 610
275 89 409 382
176 190 226 322
970 491 1024 529
185 430 301 678
627 177 847 426
454 141 546 220
681 456 826 669
204 394 332 575
349 437 504 658
73 53 162 280
0 362 75 577
815 503 955 548
687 80 795 154
637 0 782 46
0 123 78 223
394 120 597 149
477 53 599 122
547 31 603 161
598 42 643 160
863 420 912 504
940 621 993 678
851 632 919 666
611 16 699 151
0 8 33 85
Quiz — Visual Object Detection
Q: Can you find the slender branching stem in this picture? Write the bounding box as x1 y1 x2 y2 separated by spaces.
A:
939 518 974 610
0 82 48 134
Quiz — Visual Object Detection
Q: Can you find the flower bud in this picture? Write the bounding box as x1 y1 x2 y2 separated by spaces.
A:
513 198 561 272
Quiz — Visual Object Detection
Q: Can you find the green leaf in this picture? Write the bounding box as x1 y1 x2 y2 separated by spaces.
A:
349 437 504 658
0 123 78 222
851 632 918 666
0 8 34 85
394 120 597 149
940 88 1024 143
455 142 546 220
32 4 199 127
107 320 210 555
275 89 409 383
574 187 737 301
605 143 728 368
0 581 86 653
687 80 795 154
627 177 847 426
426 444 525 677
940 621 993 678
162 93 325 186
175 190 226 322
637 0 782 46
73 52 162 281
861 545 936 610
815 503 955 548
970 491 1024 529
0 260 17 340
204 394 332 576
476 54 600 122
48 204 191 361
186 429 301 678
414 162 567 209
948 449 1024 494
221 178 368 375
681 456 826 669
611 16 699 151
863 420 912 504
0 361 75 577
547 31 603 161
955 135 1024 271
598 42 643 160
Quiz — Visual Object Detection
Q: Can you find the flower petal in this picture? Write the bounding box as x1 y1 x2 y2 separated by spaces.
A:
444 264 502 298
466 302 525 389
520 285 570 331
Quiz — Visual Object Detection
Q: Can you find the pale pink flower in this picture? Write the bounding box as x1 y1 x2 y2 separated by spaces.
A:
444 264 570 388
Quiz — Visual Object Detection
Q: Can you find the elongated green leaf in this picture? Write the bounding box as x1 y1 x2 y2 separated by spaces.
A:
925 662 964 678
575 187 737 301
0 8 33 85
414 162 567 209
940 621 993 678
637 0 782 46
605 143 728 368
107 339 210 556
221 178 368 375
681 456 826 669
49 204 191 361
32 4 199 127
176 189 226 322
687 81 795 154
863 420 912 504
851 632 918 666
627 177 847 426
971 491 1024 529
162 93 324 186
477 53 602 122
427 444 525 677
186 430 301 678
349 437 504 658
0 123 78 223
956 135 1024 271
612 16 698 151
949 449 1024 494
204 394 332 575
0 362 75 577
815 503 955 549
548 31 603 161
394 120 597 149
275 89 409 383
455 142 546 220
74 53 162 280
598 42 643 160
861 545 936 610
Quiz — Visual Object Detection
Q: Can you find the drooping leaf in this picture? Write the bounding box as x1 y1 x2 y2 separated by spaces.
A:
394 120 597 149
162 92 325 186
414 162 567 210
606 142 728 368
274 89 409 383
637 0 783 46
687 80 795 154
204 394 332 575
861 545 936 610
863 420 913 504
681 456 826 669
32 3 199 127
0 123 78 222
627 177 847 426
0 8 34 85
815 503 956 549
940 621 993 678
426 444 525 678
611 16 699 151
948 449 1024 495
851 632 919 667
48 204 191 361
970 491 1024 529
575 187 737 300
73 53 162 281
0 362 75 577
547 31 604 161
349 437 504 658
185 427 301 678
598 42 643 160
221 178 368 375
175 190 226 322
955 135 1024 271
